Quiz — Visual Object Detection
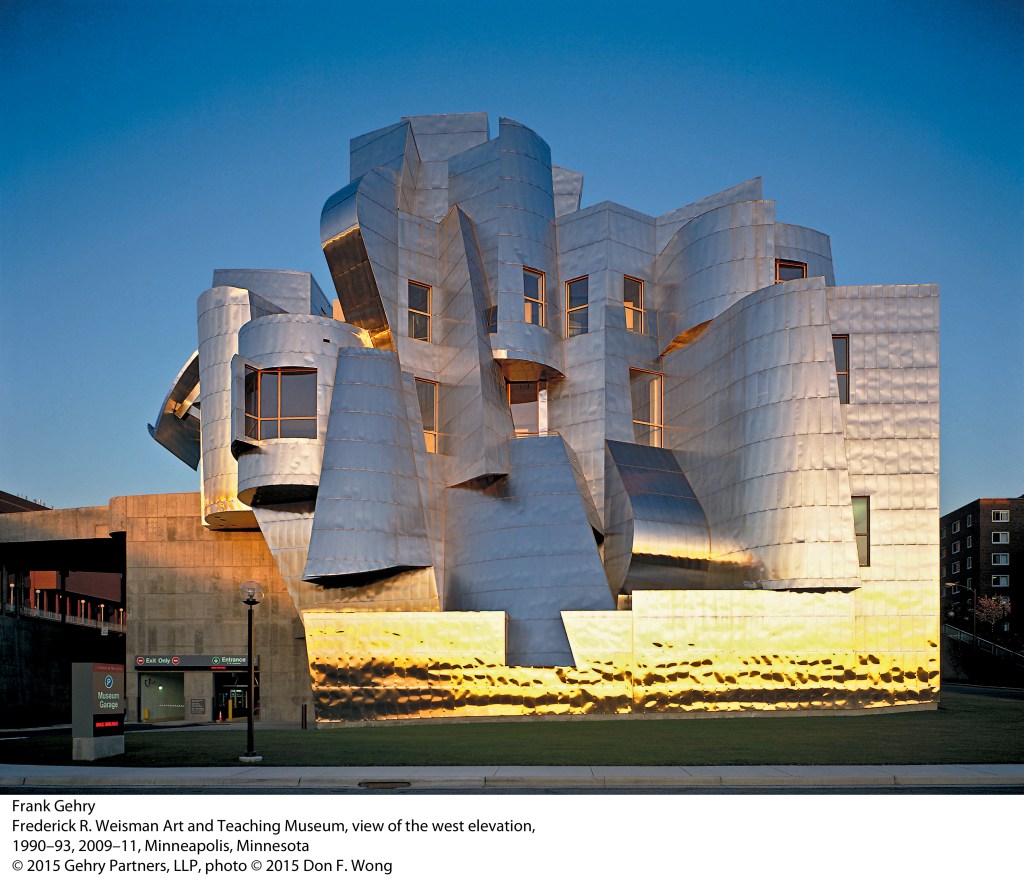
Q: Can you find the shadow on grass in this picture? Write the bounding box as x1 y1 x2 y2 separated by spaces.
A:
2 690 1022 768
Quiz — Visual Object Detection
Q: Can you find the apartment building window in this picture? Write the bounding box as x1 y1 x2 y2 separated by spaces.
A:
966 514 972 527
507 381 546 437
629 368 663 447
524 268 545 326
966 557 972 570
940 565 946 578
952 562 960 574
993 532 1010 544
415 378 438 453
775 259 807 282
566 276 588 337
992 575 1009 588
624 276 645 334
992 510 1010 522
244 368 317 439
967 535 972 548
993 553 1010 566
952 520 961 534
408 281 431 342
832 335 850 404
940 546 946 558
852 496 870 567
952 541 960 554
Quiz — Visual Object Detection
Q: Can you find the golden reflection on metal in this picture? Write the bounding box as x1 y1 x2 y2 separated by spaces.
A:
304 588 939 722
322 227 394 352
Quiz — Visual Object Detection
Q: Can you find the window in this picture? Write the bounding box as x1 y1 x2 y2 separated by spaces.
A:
486 304 498 334
624 276 645 334
966 514 972 527
966 578 973 590
940 546 947 558
992 510 1010 522
952 541 960 554
415 378 438 453
966 557 972 570
852 496 870 567
993 553 1010 566
952 520 961 534
408 281 431 342
832 335 850 404
952 562 960 574
993 532 1010 544
775 259 807 282
629 369 663 447
244 368 316 439
940 565 946 578
566 276 588 337
967 535 972 548
941 526 946 538
992 575 1010 588
507 380 546 437
523 268 545 326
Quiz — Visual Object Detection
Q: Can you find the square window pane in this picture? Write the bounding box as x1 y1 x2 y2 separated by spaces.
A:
408 282 430 314
567 277 588 309
409 311 430 341
260 419 278 439
523 269 542 301
280 371 317 417
625 306 643 334
568 308 588 337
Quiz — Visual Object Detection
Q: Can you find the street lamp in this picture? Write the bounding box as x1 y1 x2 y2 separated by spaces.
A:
945 581 977 644
239 580 265 763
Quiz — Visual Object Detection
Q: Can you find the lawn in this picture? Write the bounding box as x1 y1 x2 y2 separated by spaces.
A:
2 689 1022 768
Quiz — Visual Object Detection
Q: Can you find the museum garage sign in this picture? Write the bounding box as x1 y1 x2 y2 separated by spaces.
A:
134 654 256 670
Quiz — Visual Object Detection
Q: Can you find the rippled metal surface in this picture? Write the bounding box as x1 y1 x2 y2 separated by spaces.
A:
305 587 938 721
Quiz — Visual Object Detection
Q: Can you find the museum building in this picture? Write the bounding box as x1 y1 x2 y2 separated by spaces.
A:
0 113 941 725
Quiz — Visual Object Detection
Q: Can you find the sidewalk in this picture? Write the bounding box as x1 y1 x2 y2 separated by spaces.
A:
3 763 1023 790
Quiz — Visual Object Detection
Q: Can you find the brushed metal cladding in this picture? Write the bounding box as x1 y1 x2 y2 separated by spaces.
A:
604 440 712 594
663 278 862 589
235 314 365 504
305 348 433 581
444 436 614 667
438 207 512 486
212 269 331 317
196 285 285 528
148 350 201 469
552 165 583 217
152 112 940 722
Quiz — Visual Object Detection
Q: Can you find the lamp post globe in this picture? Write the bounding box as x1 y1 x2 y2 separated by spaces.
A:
239 581 264 763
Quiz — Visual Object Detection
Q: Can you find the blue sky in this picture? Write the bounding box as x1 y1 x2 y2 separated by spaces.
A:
1 0 1021 514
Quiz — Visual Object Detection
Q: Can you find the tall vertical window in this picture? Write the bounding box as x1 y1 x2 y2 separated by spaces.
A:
852 495 870 567
486 304 498 334
832 335 850 404
566 276 588 337
523 268 545 326
629 368 663 447
624 276 644 334
408 281 431 342
775 259 807 282
415 378 438 453
244 368 317 439
507 381 546 437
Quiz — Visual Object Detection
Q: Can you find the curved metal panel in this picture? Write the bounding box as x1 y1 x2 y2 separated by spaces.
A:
305 348 433 582
148 350 201 469
604 440 712 593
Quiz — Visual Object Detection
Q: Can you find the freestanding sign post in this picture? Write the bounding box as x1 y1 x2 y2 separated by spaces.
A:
71 662 125 760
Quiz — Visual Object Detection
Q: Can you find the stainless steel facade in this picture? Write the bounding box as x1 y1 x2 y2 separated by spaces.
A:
152 113 941 722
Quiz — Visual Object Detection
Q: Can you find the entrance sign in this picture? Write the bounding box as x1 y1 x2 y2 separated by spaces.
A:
134 654 255 670
71 662 125 760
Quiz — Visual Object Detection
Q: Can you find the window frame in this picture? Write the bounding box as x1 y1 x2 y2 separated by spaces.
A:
952 520 961 534
523 267 545 326
407 281 432 342
992 552 1010 566
992 575 1010 588
832 334 850 404
506 380 547 438
775 259 807 283
624 275 645 334
952 541 960 554
952 561 960 574
992 531 1010 544
244 367 317 441
992 510 1010 522
629 368 664 448
566 275 589 338
852 495 870 567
